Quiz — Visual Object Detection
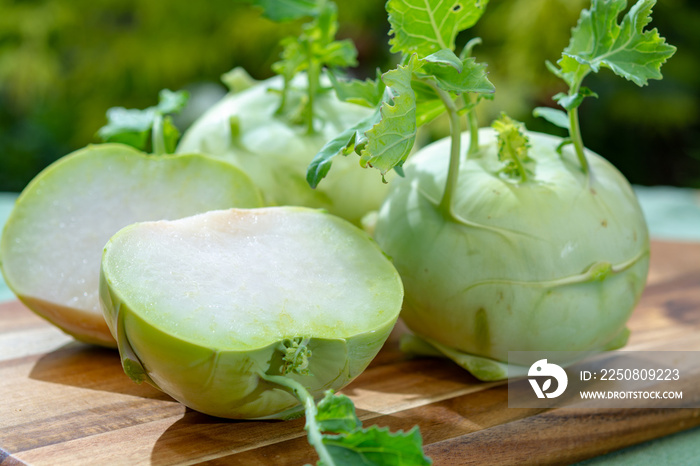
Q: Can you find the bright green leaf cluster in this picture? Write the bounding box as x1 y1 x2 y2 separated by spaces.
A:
562 0 676 86
308 51 494 187
272 4 357 80
492 113 531 182
534 0 675 173
307 0 494 188
306 108 381 188
359 56 420 178
280 338 313 375
240 0 360 131
269 1 358 128
544 0 675 114
97 89 189 154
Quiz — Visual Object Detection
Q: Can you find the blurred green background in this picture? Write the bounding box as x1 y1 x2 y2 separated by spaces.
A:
1 0 698 192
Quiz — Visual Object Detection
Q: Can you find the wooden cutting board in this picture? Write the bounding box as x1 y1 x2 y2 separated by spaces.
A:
1 240 699 466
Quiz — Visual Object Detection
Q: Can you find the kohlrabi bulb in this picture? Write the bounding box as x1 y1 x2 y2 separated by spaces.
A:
374 128 650 380
178 72 388 225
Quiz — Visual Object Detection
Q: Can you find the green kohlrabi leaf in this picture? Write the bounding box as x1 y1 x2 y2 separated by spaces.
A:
328 71 386 108
308 56 425 186
532 107 570 130
317 39 358 68
411 51 495 125
155 89 189 115
306 108 382 188
416 55 495 94
221 67 259 93
422 49 463 71
247 0 319 21
322 425 432 466
97 107 154 148
360 56 419 177
315 392 361 434
412 79 445 127
553 86 598 111
561 0 676 86
387 0 489 57
97 89 189 154
307 49 495 186
260 371 431 465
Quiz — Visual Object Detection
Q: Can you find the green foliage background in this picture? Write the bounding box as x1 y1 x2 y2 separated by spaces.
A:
1 0 698 191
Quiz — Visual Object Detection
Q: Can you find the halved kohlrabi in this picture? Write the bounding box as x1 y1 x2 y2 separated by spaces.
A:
0 144 262 346
99 207 403 419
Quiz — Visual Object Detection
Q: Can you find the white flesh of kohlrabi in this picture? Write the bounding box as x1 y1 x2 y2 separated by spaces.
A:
100 207 403 419
374 128 650 380
177 73 389 225
0 144 262 346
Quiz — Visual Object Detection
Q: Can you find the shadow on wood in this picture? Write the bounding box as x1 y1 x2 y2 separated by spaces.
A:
28 341 172 400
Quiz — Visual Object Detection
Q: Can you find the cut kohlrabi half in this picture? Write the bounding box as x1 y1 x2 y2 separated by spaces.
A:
0 144 262 346
99 207 403 419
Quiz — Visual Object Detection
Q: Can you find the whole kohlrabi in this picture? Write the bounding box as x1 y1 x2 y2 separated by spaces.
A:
178 2 389 225
376 125 650 379
308 0 675 380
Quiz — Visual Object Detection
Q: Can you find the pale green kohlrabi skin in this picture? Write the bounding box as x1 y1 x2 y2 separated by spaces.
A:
0 144 262 347
177 73 388 225
374 129 650 380
100 207 403 419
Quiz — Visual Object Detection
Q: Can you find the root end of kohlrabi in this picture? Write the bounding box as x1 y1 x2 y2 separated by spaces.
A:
400 333 511 381
400 326 633 382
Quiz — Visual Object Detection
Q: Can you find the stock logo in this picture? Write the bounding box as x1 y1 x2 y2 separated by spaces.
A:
528 359 568 398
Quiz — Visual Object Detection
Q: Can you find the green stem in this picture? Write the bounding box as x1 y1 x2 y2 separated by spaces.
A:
434 86 462 218
459 38 482 156
276 77 290 116
259 373 335 466
152 113 166 155
306 56 320 135
567 78 589 175
466 99 479 156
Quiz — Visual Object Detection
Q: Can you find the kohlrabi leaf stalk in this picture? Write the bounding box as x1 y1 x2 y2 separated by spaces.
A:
433 84 463 216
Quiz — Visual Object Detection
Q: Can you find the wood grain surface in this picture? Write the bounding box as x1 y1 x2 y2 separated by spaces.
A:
1 240 699 466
